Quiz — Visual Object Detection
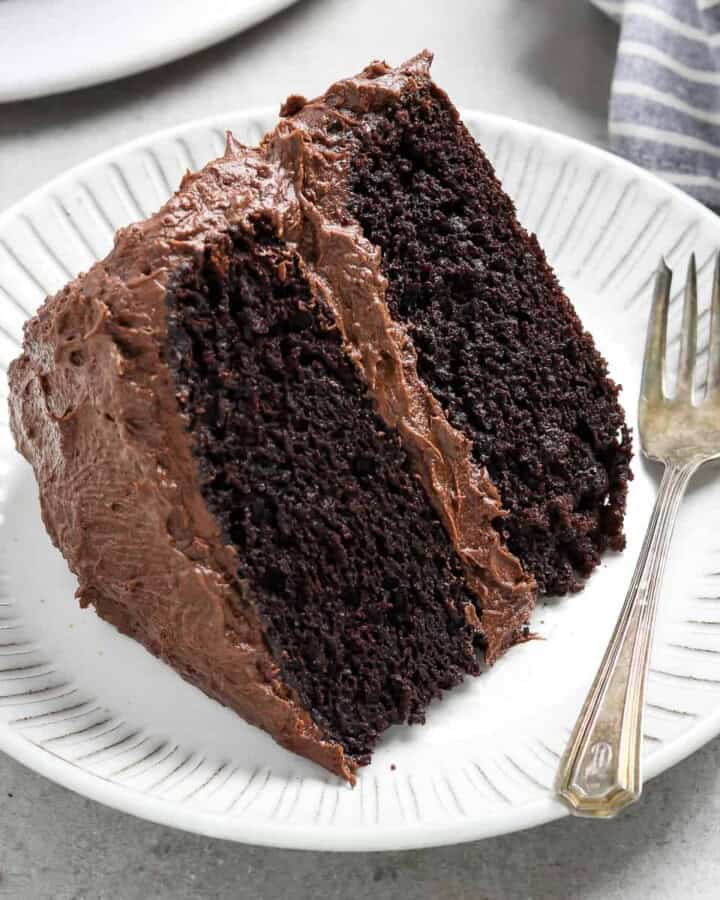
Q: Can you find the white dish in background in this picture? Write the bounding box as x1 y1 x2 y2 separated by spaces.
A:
0 0 298 103
0 109 719 851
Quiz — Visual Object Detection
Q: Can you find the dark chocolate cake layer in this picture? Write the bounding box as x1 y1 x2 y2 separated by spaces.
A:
165 221 483 762
281 52 632 596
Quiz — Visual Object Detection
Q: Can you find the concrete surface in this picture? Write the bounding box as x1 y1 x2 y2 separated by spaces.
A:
1 1 717 897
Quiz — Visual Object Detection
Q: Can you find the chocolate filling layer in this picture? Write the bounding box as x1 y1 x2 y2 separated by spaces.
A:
268 67 536 662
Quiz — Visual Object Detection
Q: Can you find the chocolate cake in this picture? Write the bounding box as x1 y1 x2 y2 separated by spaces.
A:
7 52 631 781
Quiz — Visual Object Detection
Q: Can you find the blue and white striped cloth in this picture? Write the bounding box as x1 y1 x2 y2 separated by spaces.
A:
592 0 720 207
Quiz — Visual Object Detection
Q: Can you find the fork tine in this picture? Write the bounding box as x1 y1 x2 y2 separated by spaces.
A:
676 253 698 399
706 250 720 397
641 258 672 405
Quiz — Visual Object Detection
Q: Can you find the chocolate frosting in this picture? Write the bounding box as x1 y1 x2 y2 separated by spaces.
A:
8 147 356 780
8 52 534 782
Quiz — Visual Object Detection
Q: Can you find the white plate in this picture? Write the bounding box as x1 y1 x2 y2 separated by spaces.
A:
0 0 298 103
1 109 719 852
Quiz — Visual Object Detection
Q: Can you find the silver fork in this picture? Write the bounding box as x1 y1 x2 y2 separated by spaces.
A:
555 252 720 818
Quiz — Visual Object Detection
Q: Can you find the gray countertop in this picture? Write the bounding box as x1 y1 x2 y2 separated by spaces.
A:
1 2 717 897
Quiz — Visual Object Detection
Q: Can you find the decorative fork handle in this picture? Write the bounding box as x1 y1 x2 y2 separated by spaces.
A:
556 459 700 817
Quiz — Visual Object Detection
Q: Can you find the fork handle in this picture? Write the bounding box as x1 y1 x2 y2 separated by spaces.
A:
556 460 699 817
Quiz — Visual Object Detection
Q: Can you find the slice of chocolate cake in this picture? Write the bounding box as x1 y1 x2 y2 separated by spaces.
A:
7 53 630 781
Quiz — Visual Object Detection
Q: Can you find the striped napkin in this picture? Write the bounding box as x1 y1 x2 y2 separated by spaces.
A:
593 0 720 207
